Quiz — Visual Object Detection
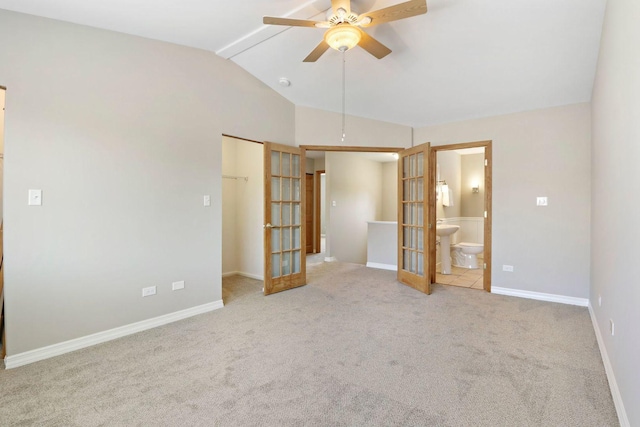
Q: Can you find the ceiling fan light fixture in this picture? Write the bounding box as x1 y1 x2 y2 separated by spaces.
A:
324 24 361 52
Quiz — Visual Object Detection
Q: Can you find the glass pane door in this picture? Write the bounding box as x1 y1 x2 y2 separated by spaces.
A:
264 142 307 295
398 143 431 294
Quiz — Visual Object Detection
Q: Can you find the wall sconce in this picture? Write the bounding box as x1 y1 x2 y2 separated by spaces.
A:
472 181 480 193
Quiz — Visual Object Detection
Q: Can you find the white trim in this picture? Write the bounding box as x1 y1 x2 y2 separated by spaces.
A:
324 256 337 262
366 262 397 271
588 303 630 427
4 300 224 369
491 287 588 307
237 272 264 281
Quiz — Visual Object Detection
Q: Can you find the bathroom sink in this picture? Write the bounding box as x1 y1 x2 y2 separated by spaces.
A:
436 224 460 236
436 224 459 275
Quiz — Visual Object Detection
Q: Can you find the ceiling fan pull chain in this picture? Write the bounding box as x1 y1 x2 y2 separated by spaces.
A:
341 51 345 142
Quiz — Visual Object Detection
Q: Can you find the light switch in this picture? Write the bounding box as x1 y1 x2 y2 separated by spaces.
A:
28 189 42 206
536 197 548 206
203 195 211 207
332 201 337 207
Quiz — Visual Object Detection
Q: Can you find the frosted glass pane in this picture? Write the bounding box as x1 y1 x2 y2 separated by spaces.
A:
404 180 410 201
283 227 291 250
403 249 411 271
271 178 281 201
293 227 301 249
271 151 280 175
417 152 424 176
292 155 300 177
417 204 424 226
271 203 281 226
403 204 411 225
282 153 291 176
271 228 280 252
411 227 417 250
417 178 424 202
404 226 411 247
282 203 291 226
417 253 424 276
417 228 424 251
410 155 415 177
403 157 410 178
282 178 291 201
292 178 301 201
282 251 291 275
412 203 418 225
271 253 280 278
411 251 417 273
292 250 301 274
293 204 301 225
411 179 416 201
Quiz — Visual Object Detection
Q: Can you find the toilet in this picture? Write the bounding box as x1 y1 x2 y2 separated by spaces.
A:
451 243 484 269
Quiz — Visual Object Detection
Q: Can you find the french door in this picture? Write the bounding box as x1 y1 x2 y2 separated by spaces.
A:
398 143 431 294
263 142 307 295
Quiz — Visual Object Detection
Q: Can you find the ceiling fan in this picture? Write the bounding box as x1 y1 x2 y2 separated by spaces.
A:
263 0 427 62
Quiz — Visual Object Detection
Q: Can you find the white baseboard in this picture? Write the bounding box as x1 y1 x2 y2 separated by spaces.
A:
366 262 397 271
588 303 630 427
4 300 224 369
491 287 588 307
222 271 264 281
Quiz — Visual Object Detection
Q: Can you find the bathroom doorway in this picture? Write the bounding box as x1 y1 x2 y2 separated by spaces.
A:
429 141 492 292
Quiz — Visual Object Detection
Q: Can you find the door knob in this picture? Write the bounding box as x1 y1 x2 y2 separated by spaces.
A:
264 223 273 229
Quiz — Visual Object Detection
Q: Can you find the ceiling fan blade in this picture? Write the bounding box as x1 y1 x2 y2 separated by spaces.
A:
356 28 392 59
263 16 322 27
359 0 427 27
331 0 351 15
303 41 331 62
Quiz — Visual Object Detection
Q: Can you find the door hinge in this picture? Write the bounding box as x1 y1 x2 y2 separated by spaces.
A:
483 263 487 270
484 211 487 218
428 223 432 229
485 159 488 166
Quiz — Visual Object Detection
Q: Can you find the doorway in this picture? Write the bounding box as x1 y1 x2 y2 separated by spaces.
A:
429 141 492 292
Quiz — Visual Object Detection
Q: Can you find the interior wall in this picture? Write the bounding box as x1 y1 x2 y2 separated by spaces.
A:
222 137 238 274
0 10 294 356
436 151 461 219
590 0 640 424
235 140 264 279
295 105 411 148
460 153 485 217
415 103 591 299
0 88 4 222
381 161 397 221
326 152 382 264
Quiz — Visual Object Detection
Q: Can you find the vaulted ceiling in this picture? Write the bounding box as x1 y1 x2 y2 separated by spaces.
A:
0 0 607 127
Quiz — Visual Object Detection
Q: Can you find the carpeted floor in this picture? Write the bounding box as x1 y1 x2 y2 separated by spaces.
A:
0 262 619 426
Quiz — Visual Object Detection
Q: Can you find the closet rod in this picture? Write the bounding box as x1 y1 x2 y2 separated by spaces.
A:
223 175 248 182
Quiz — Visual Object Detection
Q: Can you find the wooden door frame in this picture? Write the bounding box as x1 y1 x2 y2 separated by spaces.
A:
429 141 492 292
314 170 325 254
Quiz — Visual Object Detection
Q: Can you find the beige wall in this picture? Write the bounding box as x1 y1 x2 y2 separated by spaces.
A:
436 150 461 219
295 105 411 148
222 137 238 275
0 10 294 356
381 161 398 221
591 0 640 424
415 103 591 298
325 152 382 264
0 88 4 221
460 153 485 217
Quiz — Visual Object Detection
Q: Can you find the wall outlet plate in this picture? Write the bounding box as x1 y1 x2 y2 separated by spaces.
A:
142 286 156 297
172 280 185 291
502 265 514 272
536 197 548 206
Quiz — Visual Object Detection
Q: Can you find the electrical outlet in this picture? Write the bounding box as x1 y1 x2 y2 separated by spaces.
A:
536 197 548 206
142 286 156 297
609 319 615 336
502 265 514 272
28 189 43 206
172 280 185 291
203 195 211 207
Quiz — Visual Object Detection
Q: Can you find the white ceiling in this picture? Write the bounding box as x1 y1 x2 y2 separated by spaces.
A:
0 0 607 127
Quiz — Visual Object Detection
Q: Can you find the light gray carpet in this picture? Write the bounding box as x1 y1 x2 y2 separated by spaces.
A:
0 262 618 426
